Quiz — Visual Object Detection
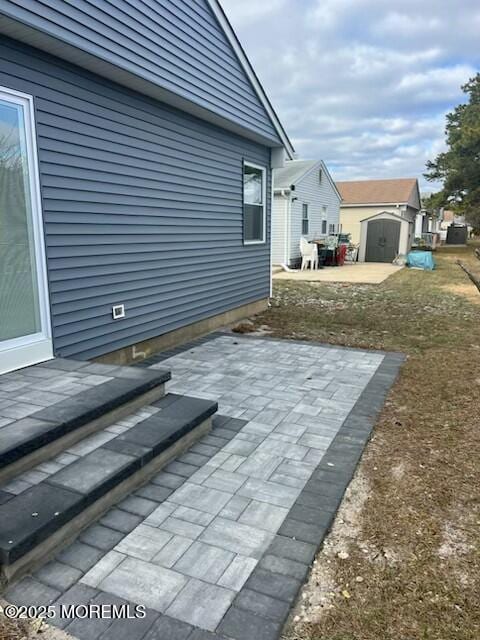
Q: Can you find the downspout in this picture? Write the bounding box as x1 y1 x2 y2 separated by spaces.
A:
281 189 289 265
274 188 291 271
286 193 292 265
270 173 274 298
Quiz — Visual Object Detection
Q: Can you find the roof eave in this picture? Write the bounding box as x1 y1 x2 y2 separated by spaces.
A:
341 201 409 207
0 7 293 156
319 161 342 201
206 0 295 159
360 211 411 223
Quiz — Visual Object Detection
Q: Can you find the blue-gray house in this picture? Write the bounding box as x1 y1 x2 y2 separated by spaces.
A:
0 0 294 374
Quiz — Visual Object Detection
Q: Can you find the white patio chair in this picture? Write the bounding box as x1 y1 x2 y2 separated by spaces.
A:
300 237 318 270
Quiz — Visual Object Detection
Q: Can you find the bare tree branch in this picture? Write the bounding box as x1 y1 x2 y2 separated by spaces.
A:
456 260 480 294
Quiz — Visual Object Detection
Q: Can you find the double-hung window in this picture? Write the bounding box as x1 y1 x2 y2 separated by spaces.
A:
302 203 309 235
321 205 327 234
243 162 266 244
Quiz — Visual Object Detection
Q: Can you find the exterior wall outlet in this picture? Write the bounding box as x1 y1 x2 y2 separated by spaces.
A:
112 304 125 319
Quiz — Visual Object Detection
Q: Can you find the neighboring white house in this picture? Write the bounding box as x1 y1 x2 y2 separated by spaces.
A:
272 160 341 267
414 208 443 237
438 209 472 243
414 209 430 238
440 210 465 229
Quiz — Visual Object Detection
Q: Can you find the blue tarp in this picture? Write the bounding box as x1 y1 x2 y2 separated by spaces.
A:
407 251 436 270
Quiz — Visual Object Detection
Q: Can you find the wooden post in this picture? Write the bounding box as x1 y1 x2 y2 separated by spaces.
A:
456 260 480 294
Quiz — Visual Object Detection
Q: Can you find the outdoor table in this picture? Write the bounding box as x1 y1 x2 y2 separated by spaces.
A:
310 241 346 267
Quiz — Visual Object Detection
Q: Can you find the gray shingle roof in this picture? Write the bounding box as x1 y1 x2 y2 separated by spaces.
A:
273 160 319 190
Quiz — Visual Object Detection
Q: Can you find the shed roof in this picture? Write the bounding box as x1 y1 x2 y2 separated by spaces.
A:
336 178 418 205
360 210 410 224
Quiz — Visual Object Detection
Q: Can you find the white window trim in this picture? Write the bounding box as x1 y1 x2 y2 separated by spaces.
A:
302 203 309 235
321 206 328 234
0 86 52 371
243 160 266 245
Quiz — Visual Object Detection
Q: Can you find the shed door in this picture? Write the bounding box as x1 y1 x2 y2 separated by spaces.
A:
365 219 401 263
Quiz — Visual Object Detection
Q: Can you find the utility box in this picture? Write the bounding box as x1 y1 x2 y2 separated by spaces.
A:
446 224 468 245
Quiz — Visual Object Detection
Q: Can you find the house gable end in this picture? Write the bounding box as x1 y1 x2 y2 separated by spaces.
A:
287 161 342 262
407 181 421 211
0 0 292 151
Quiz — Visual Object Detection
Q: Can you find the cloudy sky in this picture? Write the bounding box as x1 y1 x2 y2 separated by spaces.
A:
220 0 480 192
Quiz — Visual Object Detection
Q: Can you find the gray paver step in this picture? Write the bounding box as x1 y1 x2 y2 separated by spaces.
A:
0 365 171 484
0 393 217 586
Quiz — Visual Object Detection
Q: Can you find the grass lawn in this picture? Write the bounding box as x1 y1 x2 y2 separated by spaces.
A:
245 244 480 640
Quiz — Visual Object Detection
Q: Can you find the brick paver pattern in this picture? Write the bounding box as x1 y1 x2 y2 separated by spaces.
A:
78 336 383 632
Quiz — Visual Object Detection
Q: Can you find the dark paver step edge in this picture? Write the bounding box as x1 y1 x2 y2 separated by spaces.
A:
0 394 216 586
0 368 171 472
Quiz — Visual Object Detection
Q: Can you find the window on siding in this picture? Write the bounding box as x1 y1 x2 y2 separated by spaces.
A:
302 203 309 235
329 223 336 234
321 206 327 234
319 168 323 183
243 162 266 244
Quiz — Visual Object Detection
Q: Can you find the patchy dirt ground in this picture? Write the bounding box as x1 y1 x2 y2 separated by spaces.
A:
0 611 30 640
243 244 480 640
289 470 372 626
441 282 480 304
0 605 70 640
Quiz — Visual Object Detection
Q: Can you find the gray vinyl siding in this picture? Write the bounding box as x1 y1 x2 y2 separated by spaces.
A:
289 167 341 263
0 37 271 359
0 0 280 143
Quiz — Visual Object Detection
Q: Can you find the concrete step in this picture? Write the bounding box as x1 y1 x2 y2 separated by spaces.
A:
0 393 217 586
0 364 171 485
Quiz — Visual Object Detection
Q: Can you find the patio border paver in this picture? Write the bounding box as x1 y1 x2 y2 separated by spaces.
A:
216 345 404 640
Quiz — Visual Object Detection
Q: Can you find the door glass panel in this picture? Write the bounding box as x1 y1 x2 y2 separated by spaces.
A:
0 98 41 341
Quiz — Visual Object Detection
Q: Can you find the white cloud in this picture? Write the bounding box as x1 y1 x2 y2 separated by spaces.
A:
219 0 480 190
396 65 475 100
377 12 442 36
221 0 287 26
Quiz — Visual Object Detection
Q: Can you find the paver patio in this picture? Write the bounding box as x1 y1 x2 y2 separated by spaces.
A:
4 334 403 640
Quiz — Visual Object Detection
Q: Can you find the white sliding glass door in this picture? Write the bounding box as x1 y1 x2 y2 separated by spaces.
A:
0 87 52 373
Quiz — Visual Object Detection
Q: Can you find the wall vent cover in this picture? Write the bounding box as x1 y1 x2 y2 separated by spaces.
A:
112 304 125 319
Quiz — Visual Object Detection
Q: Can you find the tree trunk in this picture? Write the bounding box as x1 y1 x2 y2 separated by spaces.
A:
456 260 480 294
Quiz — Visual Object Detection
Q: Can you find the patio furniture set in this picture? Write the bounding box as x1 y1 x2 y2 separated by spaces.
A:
300 236 359 271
